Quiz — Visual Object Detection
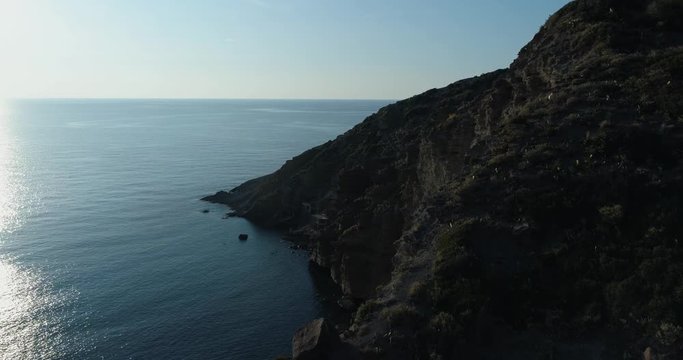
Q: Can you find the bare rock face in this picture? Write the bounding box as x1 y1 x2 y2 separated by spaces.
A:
643 347 655 360
292 319 339 360
207 0 683 358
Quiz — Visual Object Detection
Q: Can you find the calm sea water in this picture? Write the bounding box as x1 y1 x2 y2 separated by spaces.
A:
0 99 389 359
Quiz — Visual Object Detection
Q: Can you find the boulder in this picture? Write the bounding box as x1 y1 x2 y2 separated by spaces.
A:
292 318 339 360
643 347 654 360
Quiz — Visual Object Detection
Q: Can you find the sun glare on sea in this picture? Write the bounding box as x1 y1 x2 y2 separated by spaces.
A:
0 101 23 234
0 257 40 356
0 101 69 358
0 256 69 359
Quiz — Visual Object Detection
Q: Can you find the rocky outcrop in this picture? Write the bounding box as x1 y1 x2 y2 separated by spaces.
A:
292 318 341 360
290 318 359 360
206 0 683 358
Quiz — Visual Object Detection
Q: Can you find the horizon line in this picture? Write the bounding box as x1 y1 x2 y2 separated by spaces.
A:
6 97 399 102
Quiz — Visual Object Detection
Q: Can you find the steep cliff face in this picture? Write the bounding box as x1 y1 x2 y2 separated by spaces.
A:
205 0 683 358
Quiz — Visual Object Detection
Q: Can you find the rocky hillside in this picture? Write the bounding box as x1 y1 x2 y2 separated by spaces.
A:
204 0 683 358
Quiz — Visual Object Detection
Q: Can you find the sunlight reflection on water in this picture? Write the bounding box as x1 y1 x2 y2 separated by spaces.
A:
0 103 25 234
0 103 75 359
0 257 76 359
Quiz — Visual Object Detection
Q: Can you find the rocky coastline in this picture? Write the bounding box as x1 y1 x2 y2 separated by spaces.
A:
204 0 683 358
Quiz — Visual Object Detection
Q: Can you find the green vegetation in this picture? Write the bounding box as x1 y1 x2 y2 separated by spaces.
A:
407 280 429 303
354 300 380 324
380 304 421 328
598 204 623 224
647 0 683 29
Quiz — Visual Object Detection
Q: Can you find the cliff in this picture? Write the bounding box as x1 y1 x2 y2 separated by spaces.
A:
204 0 683 358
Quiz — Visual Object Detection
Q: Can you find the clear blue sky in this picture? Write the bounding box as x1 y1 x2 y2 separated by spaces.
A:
0 0 571 99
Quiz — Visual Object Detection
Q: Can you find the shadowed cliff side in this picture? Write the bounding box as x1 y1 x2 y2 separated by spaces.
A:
204 0 683 358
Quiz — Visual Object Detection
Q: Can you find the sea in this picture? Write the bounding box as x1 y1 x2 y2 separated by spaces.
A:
0 99 390 359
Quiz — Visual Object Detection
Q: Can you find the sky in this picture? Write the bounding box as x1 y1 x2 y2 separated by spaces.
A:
0 0 571 100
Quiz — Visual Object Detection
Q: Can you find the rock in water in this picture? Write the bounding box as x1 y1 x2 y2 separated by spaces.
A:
238 234 248 241
292 318 339 360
